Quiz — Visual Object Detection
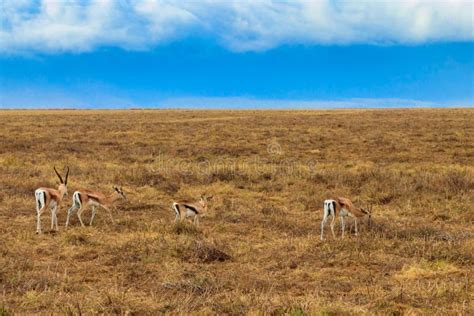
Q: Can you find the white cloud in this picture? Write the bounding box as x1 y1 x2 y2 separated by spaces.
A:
0 0 473 54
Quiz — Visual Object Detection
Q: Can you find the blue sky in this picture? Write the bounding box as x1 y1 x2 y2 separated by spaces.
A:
0 1 473 109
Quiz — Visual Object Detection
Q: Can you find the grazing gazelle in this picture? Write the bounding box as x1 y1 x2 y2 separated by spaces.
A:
65 186 126 228
35 167 69 233
172 194 213 226
321 197 371 240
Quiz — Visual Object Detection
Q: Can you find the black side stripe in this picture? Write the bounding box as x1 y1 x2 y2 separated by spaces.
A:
331 201 336 216
184 204 199 214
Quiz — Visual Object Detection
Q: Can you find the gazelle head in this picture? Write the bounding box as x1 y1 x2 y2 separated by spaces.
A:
54 166 69 197
361 204 373 226
199 194 213 211
113 186 127 200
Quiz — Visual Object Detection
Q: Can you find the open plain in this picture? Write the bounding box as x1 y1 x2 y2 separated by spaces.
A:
0 109 473 314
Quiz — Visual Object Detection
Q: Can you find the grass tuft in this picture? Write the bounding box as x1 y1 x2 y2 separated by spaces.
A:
175 239 232 263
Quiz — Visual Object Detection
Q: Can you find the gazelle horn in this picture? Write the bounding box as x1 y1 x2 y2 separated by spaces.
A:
53 166 64 184
64 166 70 185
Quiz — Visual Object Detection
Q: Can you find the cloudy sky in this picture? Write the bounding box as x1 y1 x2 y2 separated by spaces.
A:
0 0 473 108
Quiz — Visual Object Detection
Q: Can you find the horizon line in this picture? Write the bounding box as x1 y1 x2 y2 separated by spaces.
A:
1 97 473 110
1 106 473 111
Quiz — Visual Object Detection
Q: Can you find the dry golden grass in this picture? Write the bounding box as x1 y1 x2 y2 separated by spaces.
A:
0 109 473 315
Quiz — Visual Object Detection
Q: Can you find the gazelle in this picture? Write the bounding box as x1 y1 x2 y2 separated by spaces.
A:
35 167 69 233
172 195 213 226
65 186 126 228
321 197 372 240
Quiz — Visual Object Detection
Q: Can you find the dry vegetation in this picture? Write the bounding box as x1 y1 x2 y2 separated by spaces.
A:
0 109 473 315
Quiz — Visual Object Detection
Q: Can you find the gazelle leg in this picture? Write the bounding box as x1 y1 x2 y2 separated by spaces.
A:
330 215 336 239
194 215 199 226
77 207 86 227
36 206 46 233
187 214 193 224
50 207 55 230
54 206 59 231
320 219 326 240
102 205 115 224
90 206 97 226
320 212 328 240
66 204 78 228
354 218 358 236
341 216 345 238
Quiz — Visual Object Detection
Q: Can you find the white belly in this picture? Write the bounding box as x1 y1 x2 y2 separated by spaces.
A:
185 210 197 218
88 200 100 207
340 208 349 216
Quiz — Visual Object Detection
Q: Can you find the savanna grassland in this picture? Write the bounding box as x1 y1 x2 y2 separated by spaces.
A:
0 109 473 315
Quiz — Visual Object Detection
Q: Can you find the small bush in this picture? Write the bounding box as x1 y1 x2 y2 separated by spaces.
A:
63 232 91 245
175 239 231 263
